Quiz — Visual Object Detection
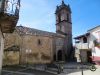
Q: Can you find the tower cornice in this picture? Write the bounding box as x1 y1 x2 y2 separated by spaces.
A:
56 20 72 25
62 0 65 5
55 0 71 14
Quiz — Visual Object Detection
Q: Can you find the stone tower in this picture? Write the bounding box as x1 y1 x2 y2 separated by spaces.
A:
55 0 72 60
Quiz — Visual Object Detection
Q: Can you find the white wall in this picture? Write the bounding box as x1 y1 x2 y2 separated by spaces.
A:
75 26 100 62
88 27 100 57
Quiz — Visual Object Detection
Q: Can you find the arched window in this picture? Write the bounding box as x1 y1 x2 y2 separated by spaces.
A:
38 39 42 45
57 50 62 61
67 14 69 21
58 14 61 22
59 25 62 31
83 37 87 43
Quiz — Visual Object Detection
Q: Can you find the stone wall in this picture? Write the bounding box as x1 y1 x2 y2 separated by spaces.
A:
20 35 54 64
3 30 55 65
3 51 19 66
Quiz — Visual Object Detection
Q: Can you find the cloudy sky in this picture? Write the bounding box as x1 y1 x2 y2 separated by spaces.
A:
18 0 100 37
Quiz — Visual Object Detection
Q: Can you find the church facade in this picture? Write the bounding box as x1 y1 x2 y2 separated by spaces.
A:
3 1 72 65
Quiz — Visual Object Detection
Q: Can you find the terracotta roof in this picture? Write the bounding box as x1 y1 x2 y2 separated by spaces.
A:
91 56 100 61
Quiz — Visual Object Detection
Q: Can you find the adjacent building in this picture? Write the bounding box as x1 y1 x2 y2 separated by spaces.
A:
74 25 100 64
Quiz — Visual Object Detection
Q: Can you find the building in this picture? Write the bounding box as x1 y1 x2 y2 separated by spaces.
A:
0 0 20 73
55 0 72 60
3 26 64 65
74 25 100 64
3 1 73 65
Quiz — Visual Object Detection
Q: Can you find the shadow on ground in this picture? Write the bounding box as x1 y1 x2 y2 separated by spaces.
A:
2 65 57 75
2 62 93 75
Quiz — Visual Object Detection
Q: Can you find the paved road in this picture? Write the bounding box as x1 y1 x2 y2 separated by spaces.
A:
2 63 100 75
68 65 100 75
2 65 57 75
59 64 100 75
2 69 57 75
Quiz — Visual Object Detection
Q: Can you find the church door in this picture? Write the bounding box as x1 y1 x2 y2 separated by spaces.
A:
57 50 62 61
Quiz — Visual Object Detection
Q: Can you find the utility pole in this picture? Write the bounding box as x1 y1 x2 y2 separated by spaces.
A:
0 0 5 74
0 28 4 74
80 54 84 75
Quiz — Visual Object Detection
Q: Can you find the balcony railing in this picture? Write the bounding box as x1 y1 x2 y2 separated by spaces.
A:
75 43 89 50
5 0 20 15
0 0 20 33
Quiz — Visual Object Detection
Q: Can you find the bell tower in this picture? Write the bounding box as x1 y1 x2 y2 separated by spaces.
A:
55 0 72 60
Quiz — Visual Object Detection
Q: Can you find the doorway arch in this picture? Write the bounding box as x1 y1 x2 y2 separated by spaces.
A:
57 50 62 61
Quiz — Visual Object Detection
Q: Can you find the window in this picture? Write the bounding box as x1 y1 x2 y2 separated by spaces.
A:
83 37 87 43
67 14 69 21
96 31 100 42
58 14 61 22
59 25 62 31
61 14 64 21
38 39 42 45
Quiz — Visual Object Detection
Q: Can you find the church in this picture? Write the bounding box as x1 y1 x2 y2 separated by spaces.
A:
3 1 73 65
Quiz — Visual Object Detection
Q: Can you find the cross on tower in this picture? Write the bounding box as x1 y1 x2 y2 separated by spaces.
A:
62 0 64 3
62 0 65 5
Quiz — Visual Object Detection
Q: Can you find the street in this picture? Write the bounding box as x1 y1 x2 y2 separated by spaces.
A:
2 63 100 75
60 65 100 75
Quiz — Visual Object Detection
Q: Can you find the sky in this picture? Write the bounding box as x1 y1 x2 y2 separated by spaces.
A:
18 0 100 38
